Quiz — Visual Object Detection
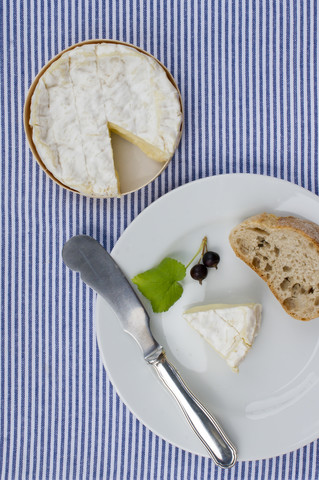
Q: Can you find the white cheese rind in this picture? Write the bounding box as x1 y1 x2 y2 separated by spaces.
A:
183 303 262 371
29 43 182 197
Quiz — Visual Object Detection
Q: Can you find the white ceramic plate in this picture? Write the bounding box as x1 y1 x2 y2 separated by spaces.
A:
95 174 319 461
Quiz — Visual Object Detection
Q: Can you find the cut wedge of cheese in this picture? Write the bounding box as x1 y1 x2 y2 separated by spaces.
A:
183 303 262 372
29 43 182 197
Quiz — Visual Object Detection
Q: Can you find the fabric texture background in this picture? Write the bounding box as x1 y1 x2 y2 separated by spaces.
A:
1 0 319 478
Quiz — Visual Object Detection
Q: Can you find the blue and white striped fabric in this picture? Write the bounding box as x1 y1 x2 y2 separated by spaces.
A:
1 1 319 479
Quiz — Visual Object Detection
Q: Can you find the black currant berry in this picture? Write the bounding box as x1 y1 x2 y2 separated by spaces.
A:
203 251 220 269
190 264 208 284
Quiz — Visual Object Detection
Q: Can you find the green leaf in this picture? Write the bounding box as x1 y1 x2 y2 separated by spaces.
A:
132 257 186 313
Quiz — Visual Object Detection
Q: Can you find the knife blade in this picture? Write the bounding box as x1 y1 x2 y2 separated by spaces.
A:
62 234 162 362
62 235 237 468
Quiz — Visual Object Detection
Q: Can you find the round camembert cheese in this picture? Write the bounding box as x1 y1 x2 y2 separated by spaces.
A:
29 43 182 197
183 303 262 372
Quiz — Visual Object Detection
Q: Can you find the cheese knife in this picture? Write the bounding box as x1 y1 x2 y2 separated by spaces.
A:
62 235 237 468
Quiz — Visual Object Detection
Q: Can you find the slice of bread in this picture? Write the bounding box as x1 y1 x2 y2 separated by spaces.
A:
229 213 319 321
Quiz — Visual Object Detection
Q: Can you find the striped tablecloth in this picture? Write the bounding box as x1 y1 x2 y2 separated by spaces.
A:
1 1 319 479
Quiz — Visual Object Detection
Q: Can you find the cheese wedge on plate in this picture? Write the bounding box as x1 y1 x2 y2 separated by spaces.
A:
183 303 262 372
29 43 182 197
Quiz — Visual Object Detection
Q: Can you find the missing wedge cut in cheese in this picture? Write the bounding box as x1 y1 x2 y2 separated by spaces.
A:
108 123 170 163
29 43 182 197
183 303 262 372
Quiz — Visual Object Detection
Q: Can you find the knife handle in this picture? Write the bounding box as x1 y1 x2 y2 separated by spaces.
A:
151 353 237 469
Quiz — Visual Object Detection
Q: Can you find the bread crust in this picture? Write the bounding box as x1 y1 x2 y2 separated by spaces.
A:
229 213 319 321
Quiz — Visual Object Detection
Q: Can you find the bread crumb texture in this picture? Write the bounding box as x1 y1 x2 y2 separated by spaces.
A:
229 213 319 321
